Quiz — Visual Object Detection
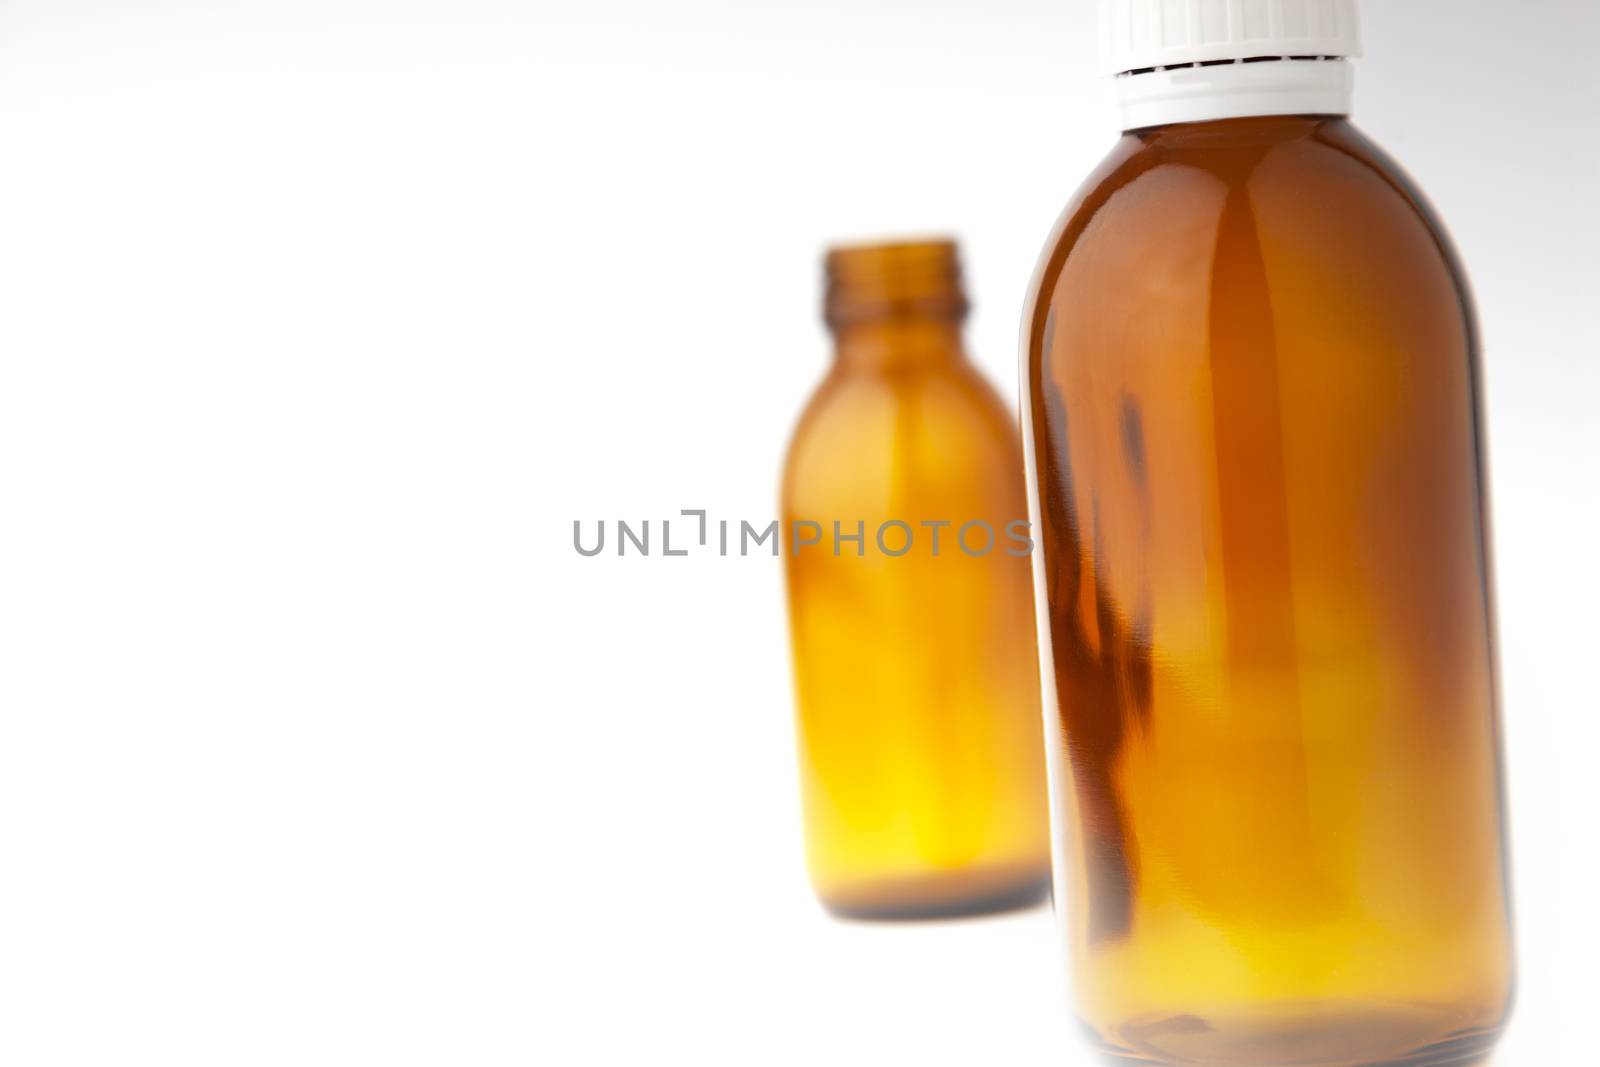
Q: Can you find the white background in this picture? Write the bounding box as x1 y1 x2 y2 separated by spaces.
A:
0 1 1595 1063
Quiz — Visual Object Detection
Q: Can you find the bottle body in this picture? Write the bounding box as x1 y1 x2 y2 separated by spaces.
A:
1022 118 1512 1064
784 241 1050 919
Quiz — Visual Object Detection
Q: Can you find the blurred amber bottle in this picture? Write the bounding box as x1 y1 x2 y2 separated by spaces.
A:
1020 6 1513 1065
782 239 1049 919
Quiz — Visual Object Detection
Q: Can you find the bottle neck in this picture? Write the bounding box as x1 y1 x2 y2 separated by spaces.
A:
832 317 965 373
1114 57 1352 131
823 239 969 372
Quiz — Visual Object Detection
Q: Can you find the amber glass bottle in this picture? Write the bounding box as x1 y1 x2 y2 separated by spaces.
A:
783 239 1049 919
1021 10 1513 1065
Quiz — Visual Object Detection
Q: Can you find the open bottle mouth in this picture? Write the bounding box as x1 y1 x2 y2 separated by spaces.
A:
823 238 969 330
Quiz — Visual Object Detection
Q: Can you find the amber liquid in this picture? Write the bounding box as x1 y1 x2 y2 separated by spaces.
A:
1022 118 1513 1065
784 240 1050 919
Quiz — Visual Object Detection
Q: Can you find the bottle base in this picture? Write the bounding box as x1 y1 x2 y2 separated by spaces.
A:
818 863 1049 922
1088 1001 1505 1067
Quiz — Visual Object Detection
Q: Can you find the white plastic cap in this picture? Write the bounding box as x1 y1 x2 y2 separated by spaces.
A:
1102 0 1362 129
1101 0 1361 75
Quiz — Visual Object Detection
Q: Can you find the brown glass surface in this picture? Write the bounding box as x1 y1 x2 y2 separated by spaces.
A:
783 240 1050 919
1023 117 1513 1065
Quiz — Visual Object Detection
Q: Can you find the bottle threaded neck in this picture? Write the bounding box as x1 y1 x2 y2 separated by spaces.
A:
823 239 969 330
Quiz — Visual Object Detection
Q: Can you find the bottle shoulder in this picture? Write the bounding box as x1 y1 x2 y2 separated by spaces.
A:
1025 118 1473 356
782 363 1025 511
1024 117 1472 391
788 362 1010 436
